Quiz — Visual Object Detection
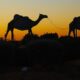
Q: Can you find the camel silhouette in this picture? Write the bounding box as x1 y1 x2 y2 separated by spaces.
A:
68 17 80 37
5 14 48 40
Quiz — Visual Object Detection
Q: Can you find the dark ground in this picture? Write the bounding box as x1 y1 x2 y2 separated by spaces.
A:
0 33 80 80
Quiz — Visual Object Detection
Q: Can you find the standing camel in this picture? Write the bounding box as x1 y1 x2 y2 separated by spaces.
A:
5 14 48 40
68 17 80 37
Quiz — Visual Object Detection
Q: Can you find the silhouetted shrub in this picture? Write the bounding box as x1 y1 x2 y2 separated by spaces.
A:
40 33 58 39
21 34 39 45
23 34 39 40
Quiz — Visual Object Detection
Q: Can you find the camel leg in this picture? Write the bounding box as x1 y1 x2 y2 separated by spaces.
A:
68 29 71 37
11 29 14 40
30 29 32 35
28 29 32 35
73 30 76 38
5 29 9 40
75 29 77 37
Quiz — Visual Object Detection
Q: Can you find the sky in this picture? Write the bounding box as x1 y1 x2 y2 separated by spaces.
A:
0 0 80 40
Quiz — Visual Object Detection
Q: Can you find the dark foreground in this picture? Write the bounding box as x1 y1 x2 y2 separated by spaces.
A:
0 34 80 80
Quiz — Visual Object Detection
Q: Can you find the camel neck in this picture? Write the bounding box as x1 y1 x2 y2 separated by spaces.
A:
33 16 43 26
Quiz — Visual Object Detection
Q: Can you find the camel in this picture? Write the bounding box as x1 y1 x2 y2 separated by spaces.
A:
68 17 80 37
5 14 48 40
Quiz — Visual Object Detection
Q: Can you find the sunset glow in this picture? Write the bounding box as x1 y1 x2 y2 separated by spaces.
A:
0 0 80 40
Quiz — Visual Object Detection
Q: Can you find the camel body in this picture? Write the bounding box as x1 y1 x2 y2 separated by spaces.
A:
68 17 80 37
8 18 34 30
5 14 48 40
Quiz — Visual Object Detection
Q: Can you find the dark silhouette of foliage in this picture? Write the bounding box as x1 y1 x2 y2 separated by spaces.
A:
22 33 39 41
40 33 58 39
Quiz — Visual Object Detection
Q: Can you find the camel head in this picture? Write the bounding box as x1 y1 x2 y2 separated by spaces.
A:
39 14 48 19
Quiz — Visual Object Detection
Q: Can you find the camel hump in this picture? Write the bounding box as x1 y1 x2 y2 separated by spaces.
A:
14 14 23 20
76 16 80 21
14 14 31 22
73 16 80 22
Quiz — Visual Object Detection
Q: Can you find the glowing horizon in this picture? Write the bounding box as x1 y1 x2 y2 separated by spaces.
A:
0 0 80 40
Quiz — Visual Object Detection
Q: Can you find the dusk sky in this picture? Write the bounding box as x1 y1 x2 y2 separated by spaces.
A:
0 0 80 40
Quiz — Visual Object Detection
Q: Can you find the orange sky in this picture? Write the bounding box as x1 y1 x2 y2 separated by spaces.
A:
0 0 80 40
